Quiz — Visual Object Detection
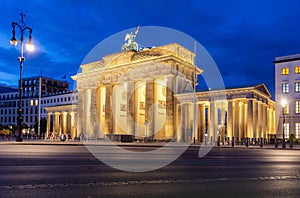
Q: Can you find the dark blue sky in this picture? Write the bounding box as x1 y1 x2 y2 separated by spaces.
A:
1 0 300 98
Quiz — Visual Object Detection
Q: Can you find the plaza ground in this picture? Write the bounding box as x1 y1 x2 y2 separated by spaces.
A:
0 142 300 197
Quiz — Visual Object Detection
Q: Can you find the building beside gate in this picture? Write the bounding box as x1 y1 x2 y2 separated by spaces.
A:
275 54 300 139
176 84 276 143
43 91 78 139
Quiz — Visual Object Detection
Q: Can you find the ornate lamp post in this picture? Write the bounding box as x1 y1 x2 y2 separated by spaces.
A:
10 13 34 142
281 99 287 148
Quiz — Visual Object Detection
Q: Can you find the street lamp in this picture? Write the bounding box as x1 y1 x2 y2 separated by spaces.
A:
10 12 34 142
281 99 287 148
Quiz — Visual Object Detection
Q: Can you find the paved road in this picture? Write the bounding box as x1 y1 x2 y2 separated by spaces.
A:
0 143 300 198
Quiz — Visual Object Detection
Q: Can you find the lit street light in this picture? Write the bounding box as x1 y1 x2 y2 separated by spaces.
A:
281 99 287 149
10 12 34 142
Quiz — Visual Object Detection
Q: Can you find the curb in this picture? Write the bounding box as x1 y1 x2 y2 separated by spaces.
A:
0 141 299 150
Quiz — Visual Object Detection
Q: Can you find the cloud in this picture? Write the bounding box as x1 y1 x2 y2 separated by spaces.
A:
0 0 300 98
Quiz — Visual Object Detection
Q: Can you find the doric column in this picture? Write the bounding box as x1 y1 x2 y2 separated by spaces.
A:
74 112 78 138
186 104 190 142
76 88 84 135
105 85 113 134
247 99 253 138
165 76 175 139
46 113 51 137
84 89 91 134
70 112 75 138
209 101 217 141
253 100 258 139
243 102 248 139
220 103 225 140
257 102 263 138
272 109 276 135
239 102 244 140
262 103 267 138
62 112 67 135
145 80 155 137
233 101 239 143
59 112 62 136
177 104 183 142
54 112 60 135
192 101 198 142
127 81 135 136
199 104 205 142
227 101 233 139
267 108 273 139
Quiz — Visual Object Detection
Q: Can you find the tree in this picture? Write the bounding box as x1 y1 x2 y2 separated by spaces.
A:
34 118 47 134
290 133 298 143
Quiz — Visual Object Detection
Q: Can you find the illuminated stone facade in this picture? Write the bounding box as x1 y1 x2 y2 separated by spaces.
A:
59 43 276 143
72 43 201 140
176 84 276 143
45 104 77 139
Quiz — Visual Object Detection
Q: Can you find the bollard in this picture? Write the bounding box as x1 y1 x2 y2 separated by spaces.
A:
232 137 235 147
210 136 213 146
228 137 230 145
290 137 293 148
204 135 207 146
275 137 278 148
260 138 263 148
217 136 220 146
246 137 249 147
282 139 286 149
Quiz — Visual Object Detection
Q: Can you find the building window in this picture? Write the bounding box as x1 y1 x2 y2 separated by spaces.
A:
284 104 289 115
296 101 300 114
295 66 300 74
284 123 289 138
296 82 300 92
296 123 300 139
282 68 289 75
282 83 289 93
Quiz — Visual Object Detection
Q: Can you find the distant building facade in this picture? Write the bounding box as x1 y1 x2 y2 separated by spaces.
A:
22 76 69 98
275 54 300 139
0 77 69 131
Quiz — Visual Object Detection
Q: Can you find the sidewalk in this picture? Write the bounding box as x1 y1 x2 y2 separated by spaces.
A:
0 139 299 150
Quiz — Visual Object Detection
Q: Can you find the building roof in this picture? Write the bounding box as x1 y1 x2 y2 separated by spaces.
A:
274 54 300 63
176 83 274 104
0 85 18 93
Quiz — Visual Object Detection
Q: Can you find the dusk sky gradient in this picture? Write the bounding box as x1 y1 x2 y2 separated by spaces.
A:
1 0 300 98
